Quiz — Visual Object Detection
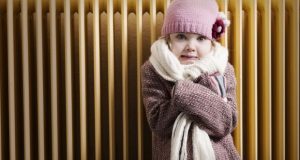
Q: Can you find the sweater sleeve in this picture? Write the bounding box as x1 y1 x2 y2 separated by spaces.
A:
141 62 181 136
172 63 238 138
223 63 238 133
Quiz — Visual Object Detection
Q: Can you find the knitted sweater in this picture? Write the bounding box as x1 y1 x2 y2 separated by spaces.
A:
141 60 240 160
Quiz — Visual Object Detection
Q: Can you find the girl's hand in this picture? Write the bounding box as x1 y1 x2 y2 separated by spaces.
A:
193 72 220 95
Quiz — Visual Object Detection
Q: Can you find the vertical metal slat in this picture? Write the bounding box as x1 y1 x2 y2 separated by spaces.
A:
78 0 87 159
0 13 3 160
257 0 272 159
243 0 258 159
228 0 243 157
285 0 299 159
21 0 31 159
64 0 73 159
150 0 156 43
163 0 170 16
93 0 101 159
136 0 143 159
121 0 129 160
7 0 17 159
49 0 58 159
0 78 1 160
271 0 285 159
107 0 115 159
0 64 1 160
36 0 46 159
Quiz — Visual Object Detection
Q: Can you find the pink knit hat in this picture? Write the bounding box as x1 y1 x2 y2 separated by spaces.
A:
161 0 220 40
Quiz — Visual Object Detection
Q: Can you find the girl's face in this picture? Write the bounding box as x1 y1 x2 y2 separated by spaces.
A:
168 33 213 65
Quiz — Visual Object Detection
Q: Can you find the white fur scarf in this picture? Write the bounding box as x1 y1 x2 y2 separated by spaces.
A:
149 38 229 160
149 38 229 82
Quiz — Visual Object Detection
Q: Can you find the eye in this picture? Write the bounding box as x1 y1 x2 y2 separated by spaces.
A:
197 35 207 41
176 33 187 40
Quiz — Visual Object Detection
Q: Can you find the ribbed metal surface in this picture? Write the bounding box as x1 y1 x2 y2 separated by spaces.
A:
0 0 299 160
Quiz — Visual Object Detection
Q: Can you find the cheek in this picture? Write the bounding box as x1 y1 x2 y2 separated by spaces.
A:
197 42 212 55
170 42 185 57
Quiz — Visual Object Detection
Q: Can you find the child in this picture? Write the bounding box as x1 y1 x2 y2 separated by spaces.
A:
141 0 240 159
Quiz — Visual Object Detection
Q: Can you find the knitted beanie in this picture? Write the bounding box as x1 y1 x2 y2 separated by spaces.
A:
161 0 219 40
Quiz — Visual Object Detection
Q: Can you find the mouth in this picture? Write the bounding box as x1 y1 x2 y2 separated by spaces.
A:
180 55 198 59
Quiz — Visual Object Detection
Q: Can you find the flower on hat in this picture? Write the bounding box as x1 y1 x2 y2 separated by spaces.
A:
212 12 230 40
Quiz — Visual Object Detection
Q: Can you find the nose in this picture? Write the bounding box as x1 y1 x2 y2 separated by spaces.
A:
185 40 196 52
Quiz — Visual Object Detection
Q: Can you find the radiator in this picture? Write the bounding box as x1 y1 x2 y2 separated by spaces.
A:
0 0 299 160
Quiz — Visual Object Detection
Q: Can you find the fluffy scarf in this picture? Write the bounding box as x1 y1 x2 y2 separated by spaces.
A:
149 38 229 160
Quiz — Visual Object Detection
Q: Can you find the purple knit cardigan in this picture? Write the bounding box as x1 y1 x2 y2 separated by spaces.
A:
141 60 240 160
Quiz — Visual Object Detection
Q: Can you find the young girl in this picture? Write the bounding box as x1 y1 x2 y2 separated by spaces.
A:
141 0 240 159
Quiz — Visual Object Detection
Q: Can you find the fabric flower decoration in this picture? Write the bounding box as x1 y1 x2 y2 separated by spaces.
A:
212 12 231 40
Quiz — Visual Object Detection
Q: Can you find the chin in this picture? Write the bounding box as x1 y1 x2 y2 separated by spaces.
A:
180 60 196 65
